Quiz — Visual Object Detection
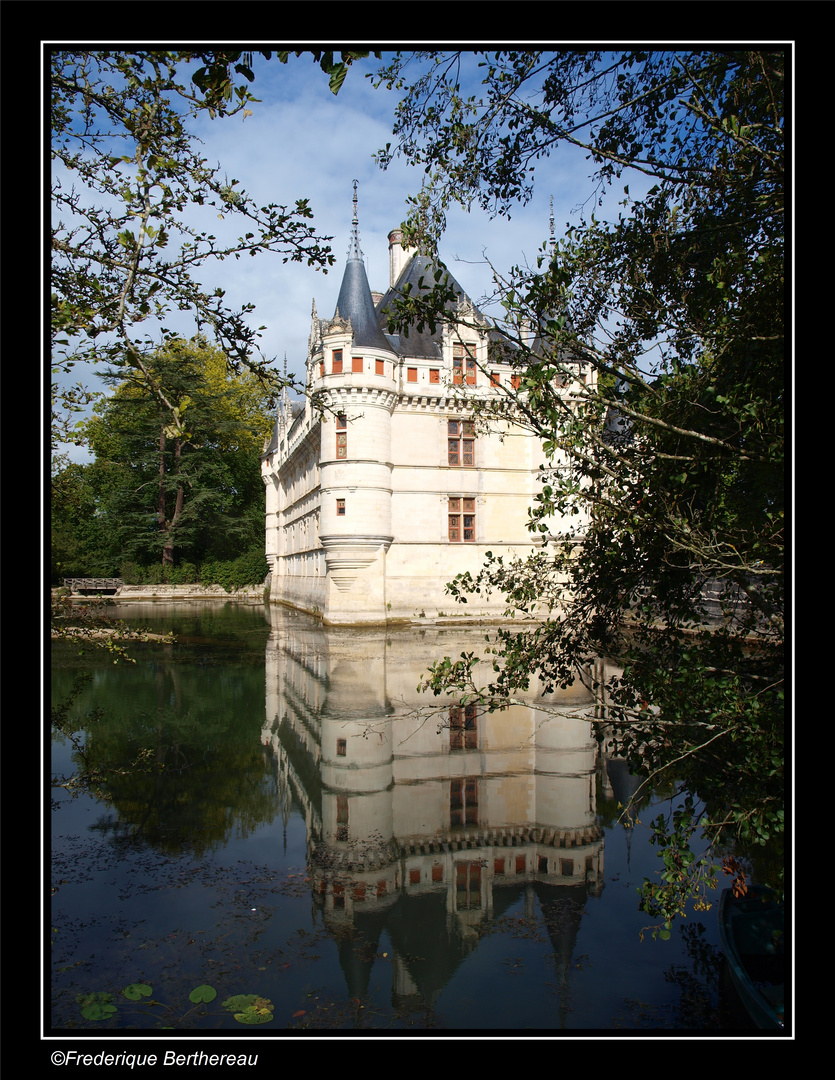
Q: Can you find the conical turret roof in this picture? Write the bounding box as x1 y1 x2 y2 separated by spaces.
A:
334 258 396 354
332 183 396 355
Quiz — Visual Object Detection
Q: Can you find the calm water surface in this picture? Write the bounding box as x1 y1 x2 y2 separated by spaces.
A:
51 602 753 1034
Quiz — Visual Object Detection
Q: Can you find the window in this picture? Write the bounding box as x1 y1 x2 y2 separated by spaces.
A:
407 367 418 382
375 358 385 376
429 368 440 384
511 373 521 390
336 795 349 842
450 777 478 827
332 349 343 374
489 371 500 387
336 414 347 459
453 343 476 385
432 864 443 882
455 861 482 910
409 868 421 885
336 738 347 757
336 499 345 516
448 497 475 542
447 420 475 466
352 356 363 373
449 703 477 749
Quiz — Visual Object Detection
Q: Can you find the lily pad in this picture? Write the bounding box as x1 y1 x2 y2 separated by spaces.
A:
221 994 275 1025
189 984 217 1004
77 992 118 1021
123 983 153 1000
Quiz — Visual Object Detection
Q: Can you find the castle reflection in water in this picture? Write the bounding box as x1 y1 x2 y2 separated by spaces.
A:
261 607 625 1008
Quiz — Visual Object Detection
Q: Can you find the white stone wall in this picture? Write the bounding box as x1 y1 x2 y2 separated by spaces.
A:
262 255 592 624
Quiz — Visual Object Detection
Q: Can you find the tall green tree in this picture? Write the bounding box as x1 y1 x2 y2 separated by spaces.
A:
83 337 273 569
51 455 118 579
374 50 785 929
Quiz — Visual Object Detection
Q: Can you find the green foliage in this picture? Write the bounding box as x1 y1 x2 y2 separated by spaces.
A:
76 992 118 1021
73 980 272 1026
221 994 275 1025
199 549 269 591
391 50 785 928
191 49 380 110
51 458 120 579
72 336 272 570
114 550 267 589
51 49 385 458
51 49 338 451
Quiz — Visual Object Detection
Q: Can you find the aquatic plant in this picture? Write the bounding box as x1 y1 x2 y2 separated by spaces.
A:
74 982 275 1027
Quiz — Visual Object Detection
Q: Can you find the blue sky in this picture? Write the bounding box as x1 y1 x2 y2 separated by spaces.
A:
50 49 612 463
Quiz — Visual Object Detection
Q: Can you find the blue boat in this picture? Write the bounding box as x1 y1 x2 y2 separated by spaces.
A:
718 885 785 1030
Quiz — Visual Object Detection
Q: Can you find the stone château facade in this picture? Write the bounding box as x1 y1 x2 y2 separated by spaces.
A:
262 189 591 624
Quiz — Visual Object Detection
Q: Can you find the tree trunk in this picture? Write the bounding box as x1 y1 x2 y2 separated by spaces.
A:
162 439 185 567
158 424 173 566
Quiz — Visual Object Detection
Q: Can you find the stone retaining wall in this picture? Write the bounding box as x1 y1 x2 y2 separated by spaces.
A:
95 584 267 602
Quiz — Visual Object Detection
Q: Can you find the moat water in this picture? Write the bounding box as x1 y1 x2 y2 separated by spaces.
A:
50 602 762 1035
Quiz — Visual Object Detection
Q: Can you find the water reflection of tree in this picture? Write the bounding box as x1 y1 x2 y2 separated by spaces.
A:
613 922 722 1030
73 706 279 855
52 643 279 856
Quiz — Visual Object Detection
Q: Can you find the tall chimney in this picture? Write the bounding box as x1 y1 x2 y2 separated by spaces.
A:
388 228 410 288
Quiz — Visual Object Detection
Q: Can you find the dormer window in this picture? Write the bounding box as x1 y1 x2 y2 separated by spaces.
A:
453 343 476 385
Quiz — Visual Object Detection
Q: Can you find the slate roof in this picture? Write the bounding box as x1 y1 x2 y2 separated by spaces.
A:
375 253 482 360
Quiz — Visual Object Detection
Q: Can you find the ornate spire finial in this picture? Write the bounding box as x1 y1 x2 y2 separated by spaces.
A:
348 179 363 261
308 298 321 357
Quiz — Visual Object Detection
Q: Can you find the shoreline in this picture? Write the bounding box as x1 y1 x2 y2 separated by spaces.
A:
55 584 267 602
